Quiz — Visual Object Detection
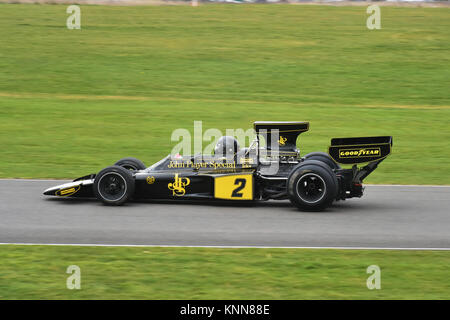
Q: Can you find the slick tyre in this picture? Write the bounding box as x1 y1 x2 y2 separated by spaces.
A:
114 157 146 171
287 160 338 211
94 166 135 206
304 152 340 170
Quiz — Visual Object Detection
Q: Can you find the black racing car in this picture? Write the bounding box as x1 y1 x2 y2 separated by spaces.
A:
43 121 393 211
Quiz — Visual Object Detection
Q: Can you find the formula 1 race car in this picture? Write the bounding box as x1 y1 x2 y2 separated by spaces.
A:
43 121 393 211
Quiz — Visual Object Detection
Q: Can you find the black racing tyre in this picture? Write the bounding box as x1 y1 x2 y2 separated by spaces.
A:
94 166 135 206
304 151 340 170
114 157 146 171
287 160 338 211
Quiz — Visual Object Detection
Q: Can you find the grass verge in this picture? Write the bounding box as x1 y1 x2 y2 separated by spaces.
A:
0 244 449 299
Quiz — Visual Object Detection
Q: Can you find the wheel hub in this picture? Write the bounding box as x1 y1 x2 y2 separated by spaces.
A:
296 173 327 204
98 173 127 201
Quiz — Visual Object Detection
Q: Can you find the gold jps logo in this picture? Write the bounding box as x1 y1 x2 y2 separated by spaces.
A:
339 147 381 158
278 136 288 146
168 173 190 196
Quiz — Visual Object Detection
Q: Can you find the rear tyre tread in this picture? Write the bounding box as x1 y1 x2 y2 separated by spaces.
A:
287 160 338 211
304 151 341 170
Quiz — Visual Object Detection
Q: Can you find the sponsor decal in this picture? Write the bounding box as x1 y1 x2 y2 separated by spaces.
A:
56 185 80 197
278 136 288 146
339 147 381 158
168 173 190 196
146 176 155 184
214 174 253 200
240 157 254 169
240 157 254 164
167 160 236 170
61 188 76 195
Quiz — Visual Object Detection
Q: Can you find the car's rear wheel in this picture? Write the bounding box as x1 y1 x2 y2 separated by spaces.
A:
114 157 146 171
304 151 340 170
94 166 135 206
287 160 338 211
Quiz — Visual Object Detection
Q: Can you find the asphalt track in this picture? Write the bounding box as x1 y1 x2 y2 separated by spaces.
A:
0 180 449 249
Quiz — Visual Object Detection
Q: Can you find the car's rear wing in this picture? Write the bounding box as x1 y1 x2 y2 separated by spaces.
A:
328 136 393 165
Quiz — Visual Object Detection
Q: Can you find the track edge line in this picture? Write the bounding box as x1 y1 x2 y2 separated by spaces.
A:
0 243 449 251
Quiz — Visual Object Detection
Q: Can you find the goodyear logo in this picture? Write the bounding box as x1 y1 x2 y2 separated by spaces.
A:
56 185 80 197
339 147 381 158
61 188 75 195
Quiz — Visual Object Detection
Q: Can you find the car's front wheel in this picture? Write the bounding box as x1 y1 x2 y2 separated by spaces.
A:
287 160 338 211
94 166 135 206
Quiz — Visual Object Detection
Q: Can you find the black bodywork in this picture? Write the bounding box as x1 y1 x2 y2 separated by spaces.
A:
44 121 393 205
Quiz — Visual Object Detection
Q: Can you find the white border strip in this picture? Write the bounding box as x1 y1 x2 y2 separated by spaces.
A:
0 243 449 251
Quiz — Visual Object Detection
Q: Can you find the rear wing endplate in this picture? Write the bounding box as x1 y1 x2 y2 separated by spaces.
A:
328 136 393 165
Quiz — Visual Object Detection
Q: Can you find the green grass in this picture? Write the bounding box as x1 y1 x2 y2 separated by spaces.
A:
0 245 449 299
0 4 449 183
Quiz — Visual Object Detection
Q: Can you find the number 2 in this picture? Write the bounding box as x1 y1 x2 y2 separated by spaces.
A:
232 178 246 198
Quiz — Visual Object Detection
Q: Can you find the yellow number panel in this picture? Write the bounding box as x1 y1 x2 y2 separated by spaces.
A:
214 174 253 200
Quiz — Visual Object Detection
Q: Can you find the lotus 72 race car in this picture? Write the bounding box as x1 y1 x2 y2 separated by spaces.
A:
44 121 393 211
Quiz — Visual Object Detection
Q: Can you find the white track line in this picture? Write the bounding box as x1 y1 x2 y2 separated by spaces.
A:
0 178 449 187
0 243 449 251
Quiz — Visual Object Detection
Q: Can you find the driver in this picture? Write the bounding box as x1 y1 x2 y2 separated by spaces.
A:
214 136 240 159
